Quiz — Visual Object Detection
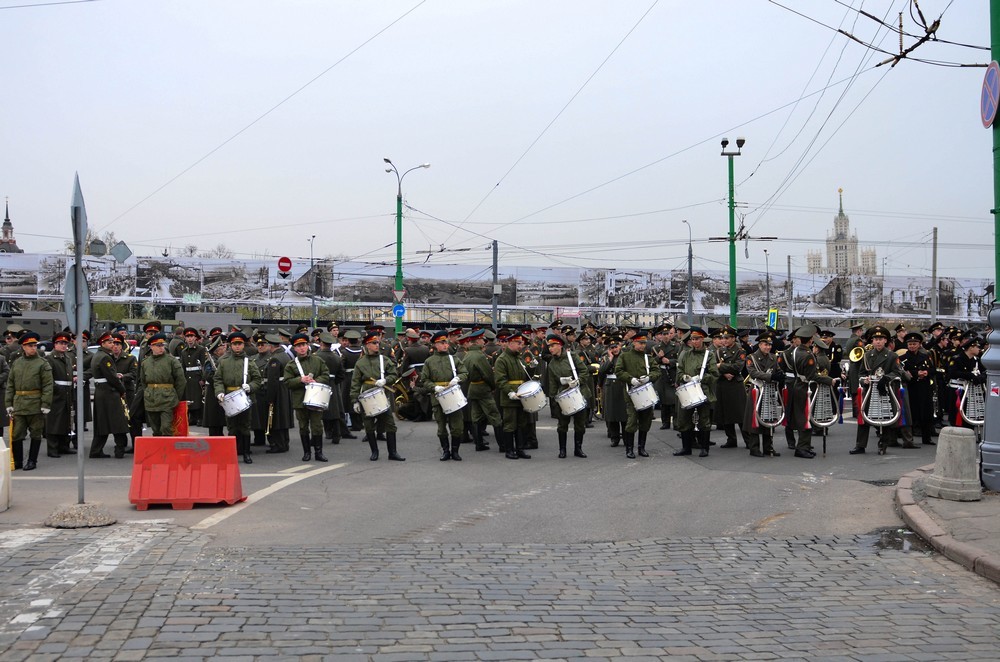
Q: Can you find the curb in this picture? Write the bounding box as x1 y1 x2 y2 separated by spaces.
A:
895 464 1000 585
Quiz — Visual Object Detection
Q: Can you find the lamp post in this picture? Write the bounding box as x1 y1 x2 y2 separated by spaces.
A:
720 137 745 328
308 234 317 329
384 158 430 335
681 219 693 326
763 248 770 315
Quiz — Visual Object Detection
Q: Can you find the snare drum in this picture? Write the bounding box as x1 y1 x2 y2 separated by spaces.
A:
221 389 251 417
676 379 707 410
516 380 548 413
303 382 332 411
359 386 390 417
555 385 587 416
435 384 468 414
627 381 659 411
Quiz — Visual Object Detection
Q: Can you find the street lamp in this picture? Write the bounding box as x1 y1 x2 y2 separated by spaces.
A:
681 219 693 326
721 137 745 328
384 158 430 335
308 234 317 329
763 248 770 316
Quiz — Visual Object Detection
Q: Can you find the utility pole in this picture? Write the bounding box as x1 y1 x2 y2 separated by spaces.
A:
786 255 792 332
682 220 693 326
491 240 499 331
930 227 938 323
720 137 745 328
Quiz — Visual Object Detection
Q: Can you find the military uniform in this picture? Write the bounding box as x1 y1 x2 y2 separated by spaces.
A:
674 335 719 456
850 328 904 454
178 342 209 425
651 333 680 430
744 342 781 456
315 337 345 444
44 341 75 457
340 340 364 431
544 338 594 458
5 334 53 470
462 337 500 451
214 336 263 463
778 340 832 458
419 333 469 460
615 335 660 458
201 349 227 436
349 341 404 461
598 350 627 446
899 336 935 445
262 338 294 452
89 343 130 458
713 335 748 448
284 337 331 462
946 340 986 430
138 341 186 436
494 337 539 459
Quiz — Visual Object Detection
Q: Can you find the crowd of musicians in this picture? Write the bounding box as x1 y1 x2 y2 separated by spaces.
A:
1 316 988 471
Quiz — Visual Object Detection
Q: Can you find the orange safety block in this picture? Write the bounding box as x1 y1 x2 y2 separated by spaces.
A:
128 436 247 511
172 401 189 437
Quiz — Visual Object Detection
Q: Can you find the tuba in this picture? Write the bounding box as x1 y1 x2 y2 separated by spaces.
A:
860 367 901 427
750 378 785 428
956 368 987 427
808 378 841 427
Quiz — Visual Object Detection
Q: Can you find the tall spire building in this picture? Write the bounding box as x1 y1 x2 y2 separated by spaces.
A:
807 188 875 275
0 199 25 254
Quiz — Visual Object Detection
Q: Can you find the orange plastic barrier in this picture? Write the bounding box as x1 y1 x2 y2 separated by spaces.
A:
172 401 189 437
128 436 246 511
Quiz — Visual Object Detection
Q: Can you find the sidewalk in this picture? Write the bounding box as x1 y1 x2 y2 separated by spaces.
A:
896 463 1000 585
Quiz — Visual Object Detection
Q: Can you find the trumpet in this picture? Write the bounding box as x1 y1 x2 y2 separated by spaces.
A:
860 368 901 427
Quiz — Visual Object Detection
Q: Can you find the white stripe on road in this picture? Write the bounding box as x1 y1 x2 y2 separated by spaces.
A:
0 528 57 549
191 463 347 530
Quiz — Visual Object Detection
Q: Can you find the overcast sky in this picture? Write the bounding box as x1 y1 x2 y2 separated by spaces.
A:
1 0 992 283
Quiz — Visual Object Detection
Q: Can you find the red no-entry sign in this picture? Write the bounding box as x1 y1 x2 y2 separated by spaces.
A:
277 256 292 273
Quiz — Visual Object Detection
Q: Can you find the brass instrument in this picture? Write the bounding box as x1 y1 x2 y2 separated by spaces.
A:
848 344 872 363
121 395 131 422
266 403 274 435
860 367 901 427
750 378 785 428
895 348 908 356
808 378 841 427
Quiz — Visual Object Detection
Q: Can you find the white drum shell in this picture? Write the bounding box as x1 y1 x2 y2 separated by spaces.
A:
627 381 659 411
516 381 548 413
303 382 332 411
435 384 468 414
359 387 390 417
676 380 707 410
555 385 587 416
222 389 251 417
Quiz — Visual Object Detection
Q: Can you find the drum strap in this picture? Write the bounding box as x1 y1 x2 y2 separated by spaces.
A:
242 357 249 388
697 349 709 381
448 355 458 379
644 353 650 377
379 354 385 382
293 357 306 378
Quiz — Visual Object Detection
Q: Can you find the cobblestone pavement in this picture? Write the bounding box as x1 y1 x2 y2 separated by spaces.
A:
1 522 999 660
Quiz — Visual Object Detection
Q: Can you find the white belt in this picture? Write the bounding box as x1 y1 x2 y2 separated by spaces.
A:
345 368 354 373
410 363 424 369
54 380 73 386
605 375 616 380
185 366 201 372
93 378 108 384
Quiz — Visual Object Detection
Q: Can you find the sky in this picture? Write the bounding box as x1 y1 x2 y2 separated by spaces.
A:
1 0 993 285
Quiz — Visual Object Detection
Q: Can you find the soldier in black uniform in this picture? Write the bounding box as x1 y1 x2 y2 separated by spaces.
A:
111 334 139 452
89 331 130 458
44 331 75 458
261 333 293 453
598 335 627 447
201 336 228 437
316 332 345 445
400 328 431 421
340 330 364 433
899 331 935 446
946 337 986 430
178 328 209 426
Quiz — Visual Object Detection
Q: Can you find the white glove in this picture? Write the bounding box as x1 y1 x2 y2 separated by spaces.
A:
508 391 519 400
41 408 50 415
568 378 579 388
630 377 640 387
5 407 12 417
681 374 691 383
375 378 386 388
639 375 650 385
353 402 362 414
217 393 225 403
559 376 573 385
241 383 251 393
434 385 445 394
449 377 459 387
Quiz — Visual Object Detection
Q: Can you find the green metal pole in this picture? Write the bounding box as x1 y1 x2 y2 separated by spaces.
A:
395 191 403 335
728 154 737 328
994 1 1000 289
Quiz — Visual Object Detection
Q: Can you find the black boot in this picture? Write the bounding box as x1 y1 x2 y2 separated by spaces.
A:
637 431 649 457
450 436 462 461
90 434 110 458
439 435 451 461
503 430 518 459
624 431 636 459
673 430 694 456
480 421 490 438
698 429 711 457
514 430 531 459
474 422 489 451
313 436 328 462
46 435 61 458
240 434 253 464
387 432 405 461
113 433 129 459
341 419 357 439
558 430 567 459
301 432 312 462
573 429 587 458
609 422 621 447
368 433 379 461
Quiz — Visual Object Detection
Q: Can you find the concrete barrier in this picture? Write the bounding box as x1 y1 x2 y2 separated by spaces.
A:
0 437 11 512
924 426 982 501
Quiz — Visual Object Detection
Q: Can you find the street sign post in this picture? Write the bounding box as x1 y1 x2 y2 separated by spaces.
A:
767 308 778 329
278 256 292 272
982 60 1000 128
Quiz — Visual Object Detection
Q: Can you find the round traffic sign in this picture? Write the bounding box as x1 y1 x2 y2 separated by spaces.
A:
982 61 1000 128
277 256 292 273
392 303 406 318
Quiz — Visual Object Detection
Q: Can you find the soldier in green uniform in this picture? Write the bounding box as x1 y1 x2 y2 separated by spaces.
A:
494 331 538 460
89 332 131 458
138 333 186 437
615 330 660 459
283 333 331 462
350 331 404 461
544 333 594 459
461 329 499 452
213 331 263 464
5 332 53 470
44 331 75 458
673 327 719 457
419 330 469 461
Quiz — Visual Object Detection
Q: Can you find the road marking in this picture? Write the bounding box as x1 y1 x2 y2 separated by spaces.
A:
277 465 311 474
0 528 57 549
191 463 347 530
